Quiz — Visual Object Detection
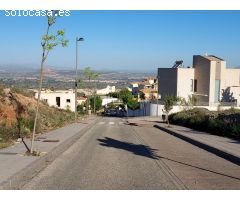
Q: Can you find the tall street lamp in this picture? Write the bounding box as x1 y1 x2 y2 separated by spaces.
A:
75 37 84 122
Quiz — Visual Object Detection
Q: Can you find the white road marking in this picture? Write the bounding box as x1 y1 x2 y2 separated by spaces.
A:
98 121 124 126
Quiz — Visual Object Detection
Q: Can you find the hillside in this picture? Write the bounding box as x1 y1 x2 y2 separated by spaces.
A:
0 86 75 148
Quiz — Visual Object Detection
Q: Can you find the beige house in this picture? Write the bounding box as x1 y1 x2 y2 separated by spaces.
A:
77 96 87 105
129 77 158 97
139 88 158 100
158 55 240 106
34 89 76 111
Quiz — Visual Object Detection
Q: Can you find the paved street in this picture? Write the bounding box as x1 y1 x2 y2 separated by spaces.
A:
22 117 240 189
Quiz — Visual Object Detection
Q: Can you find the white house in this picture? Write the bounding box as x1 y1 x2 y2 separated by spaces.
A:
35 89 76 112
97 85 116 95
101 97 118 106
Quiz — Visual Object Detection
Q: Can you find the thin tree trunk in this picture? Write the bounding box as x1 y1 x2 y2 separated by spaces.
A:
94 92 96 113
166 113 170 127
88 78 90 114
30 24 49 153
30 58 44 153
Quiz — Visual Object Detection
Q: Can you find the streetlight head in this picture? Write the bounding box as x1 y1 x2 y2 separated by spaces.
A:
77 37 84 41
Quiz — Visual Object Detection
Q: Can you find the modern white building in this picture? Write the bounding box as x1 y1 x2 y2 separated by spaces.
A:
35 89 76 112
97 85 116 95
158 55 240 106
101 97 119 106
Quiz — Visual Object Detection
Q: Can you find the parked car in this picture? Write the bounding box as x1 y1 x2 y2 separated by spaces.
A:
104 109 117 117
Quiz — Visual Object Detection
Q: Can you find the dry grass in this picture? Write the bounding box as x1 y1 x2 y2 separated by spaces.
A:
0 141 14 149
0 86 77 149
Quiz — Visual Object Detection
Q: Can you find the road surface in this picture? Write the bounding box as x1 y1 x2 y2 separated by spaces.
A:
22 117 240 189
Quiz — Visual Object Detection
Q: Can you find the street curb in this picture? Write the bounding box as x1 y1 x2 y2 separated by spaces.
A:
154 124 240 166
0 117 99 189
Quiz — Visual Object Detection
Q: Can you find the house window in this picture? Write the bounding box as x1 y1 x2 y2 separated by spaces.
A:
43 99 48 103
66 99 71 103
194 79 197 92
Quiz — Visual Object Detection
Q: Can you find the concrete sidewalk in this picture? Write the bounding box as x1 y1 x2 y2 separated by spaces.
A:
0 116 97 189
154 123 240 166
125 117 240 166
126 116 161 125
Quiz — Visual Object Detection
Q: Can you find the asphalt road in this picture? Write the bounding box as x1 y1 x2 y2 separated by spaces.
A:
22 117 240 189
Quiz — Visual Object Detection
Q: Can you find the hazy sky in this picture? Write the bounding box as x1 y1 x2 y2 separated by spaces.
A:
1 10 240 71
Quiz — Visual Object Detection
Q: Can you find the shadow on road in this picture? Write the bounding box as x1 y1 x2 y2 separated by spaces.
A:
98 138 240 181
0 152 18 155
158 155 240 181
98 137 160 160
124 122 139 126
124 122 153 128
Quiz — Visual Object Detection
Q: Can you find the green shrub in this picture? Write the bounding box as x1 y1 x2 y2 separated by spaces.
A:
0 124 18 142
77 104 85 114
231 124 240 138
169 108 240 139
207 119 224 136
90 96 102 111
127 98 140 110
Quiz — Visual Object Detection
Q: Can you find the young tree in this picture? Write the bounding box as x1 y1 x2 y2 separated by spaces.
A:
90 96 102 111
93 72 101 113
139 91 145 100
119 89 133 105
188 95 199 106
108 92 120 98
163 95 179 127
83 67 95 113
78 77 86 90
83 67 101 114
31 12 68 154
127 98 140 110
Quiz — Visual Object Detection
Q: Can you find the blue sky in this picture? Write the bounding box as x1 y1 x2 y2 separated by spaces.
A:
1 10 240 72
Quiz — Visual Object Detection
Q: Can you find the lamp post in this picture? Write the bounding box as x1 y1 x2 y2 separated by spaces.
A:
75 37 84 122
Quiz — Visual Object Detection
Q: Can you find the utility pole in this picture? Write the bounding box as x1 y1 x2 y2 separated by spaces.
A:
75 37 84 122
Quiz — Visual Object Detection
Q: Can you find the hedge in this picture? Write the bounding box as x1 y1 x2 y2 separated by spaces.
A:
168 108 240 140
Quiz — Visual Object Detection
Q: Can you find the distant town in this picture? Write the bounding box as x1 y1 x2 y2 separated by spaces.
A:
0 66 155 90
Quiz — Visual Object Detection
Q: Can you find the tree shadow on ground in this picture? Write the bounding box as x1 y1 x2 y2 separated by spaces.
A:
158 155 240 181
0 152 18 155
124 122 153 127
98 137 240 181
97 137 160 160
229 141 240 144
124 122 140 126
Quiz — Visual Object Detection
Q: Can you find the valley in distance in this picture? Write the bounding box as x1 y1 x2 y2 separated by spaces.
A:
0 65 155 90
